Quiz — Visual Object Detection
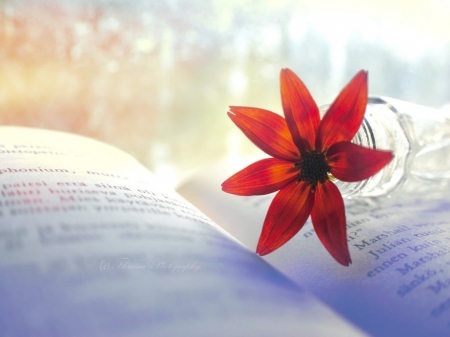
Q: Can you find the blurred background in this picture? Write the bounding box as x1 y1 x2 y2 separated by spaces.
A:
1 0 450 187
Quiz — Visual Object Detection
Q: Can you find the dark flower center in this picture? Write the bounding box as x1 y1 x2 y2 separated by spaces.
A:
296 151 330 188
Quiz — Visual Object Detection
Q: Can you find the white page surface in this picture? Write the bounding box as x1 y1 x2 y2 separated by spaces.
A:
179 159 450 337
0 127 364 337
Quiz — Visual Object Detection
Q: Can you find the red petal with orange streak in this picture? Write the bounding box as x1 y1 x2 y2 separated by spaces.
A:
316 70 368 151
228 106 299 162
327 141 394 182
256 181 314 255
221 158 299 196
280 68 320 153
310 181 351 266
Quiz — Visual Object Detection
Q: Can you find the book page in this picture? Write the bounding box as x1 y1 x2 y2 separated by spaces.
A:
179 159 450 337
0 127 364 337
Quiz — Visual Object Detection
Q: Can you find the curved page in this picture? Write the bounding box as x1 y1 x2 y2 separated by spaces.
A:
0 127 364 337
179 159 450 337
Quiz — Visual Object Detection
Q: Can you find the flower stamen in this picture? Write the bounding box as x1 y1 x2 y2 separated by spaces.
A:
297 151 330 188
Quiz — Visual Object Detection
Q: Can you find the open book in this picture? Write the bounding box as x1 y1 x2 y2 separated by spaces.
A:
180 159 450 337
1 126 448 336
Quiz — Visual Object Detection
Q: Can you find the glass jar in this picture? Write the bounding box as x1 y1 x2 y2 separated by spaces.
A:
320 96 450 199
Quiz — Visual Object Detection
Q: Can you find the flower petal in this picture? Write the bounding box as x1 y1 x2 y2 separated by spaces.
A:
228 107 299 162
310 181 351 266
327 141 394 182
222 158 299 196
280 68 320 153
316 70 368 151
256 181 314 255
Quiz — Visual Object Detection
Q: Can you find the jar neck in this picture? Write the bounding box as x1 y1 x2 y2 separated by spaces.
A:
320 96 409 199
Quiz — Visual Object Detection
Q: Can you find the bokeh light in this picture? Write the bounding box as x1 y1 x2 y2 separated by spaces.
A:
1 0 450 187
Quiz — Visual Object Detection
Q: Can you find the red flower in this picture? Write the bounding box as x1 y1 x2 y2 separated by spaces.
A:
222 69 393 266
